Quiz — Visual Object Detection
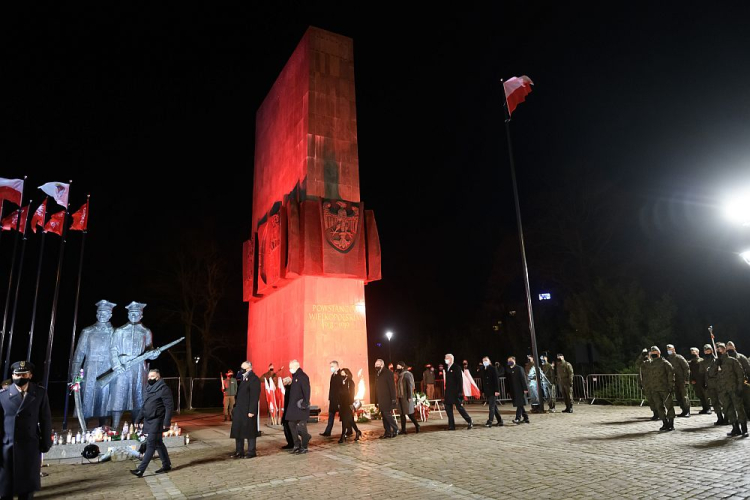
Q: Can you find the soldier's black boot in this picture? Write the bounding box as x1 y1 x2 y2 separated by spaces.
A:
667 418 675 431
650 412 660 421
741 422 749 438
714 416 725 426
659 419 669 431
727 423 741 437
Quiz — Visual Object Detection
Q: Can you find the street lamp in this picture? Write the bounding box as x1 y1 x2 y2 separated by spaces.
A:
741 250 750 266
385 331 393 363
724 189 750 226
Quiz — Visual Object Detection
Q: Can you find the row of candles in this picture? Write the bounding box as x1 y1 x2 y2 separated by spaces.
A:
51 422 184 445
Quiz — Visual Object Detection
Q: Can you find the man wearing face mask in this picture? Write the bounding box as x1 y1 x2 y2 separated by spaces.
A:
726 341 750 420
688 347 710 415
374 359 399 438
704 344 725 425
444 354 473 430
286 360 312 453
396 361 420 434
131 369 173 477
506 356 529 424
664 344 691 418
714 342 748 437
320 360 343 437
642 346 675 431
481 356 504 426
229 361 261 458
0 361 52 499
555 354 575 413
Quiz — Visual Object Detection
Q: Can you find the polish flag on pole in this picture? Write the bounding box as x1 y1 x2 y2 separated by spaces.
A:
38 182 70 208
267 377 278 422
1 205 29 232
45 211 65 236
264 378 275 421
31 200 47 234
69 200 89 232
0 178 24 206
503 75 534 116
275 377 285 416
462 369 481 399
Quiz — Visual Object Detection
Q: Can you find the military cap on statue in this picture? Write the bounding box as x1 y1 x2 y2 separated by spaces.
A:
11 360 34 374
95 299 117 311
125 301 147 311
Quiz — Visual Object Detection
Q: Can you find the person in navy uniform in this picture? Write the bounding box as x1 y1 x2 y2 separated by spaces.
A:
0 361 52 500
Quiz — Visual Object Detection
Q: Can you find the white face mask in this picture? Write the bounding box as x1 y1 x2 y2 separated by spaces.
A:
330 366 337 374
444 359 450 365
483 361 489 367
290 366 298 374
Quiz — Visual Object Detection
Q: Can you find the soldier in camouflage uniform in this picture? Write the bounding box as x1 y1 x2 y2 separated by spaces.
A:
704 344 725 425
726 341 750 433
713 342 748 438
665 344 691 417
643 346 675 431
556 354 575 413
638 348 659 420
688 347 710 414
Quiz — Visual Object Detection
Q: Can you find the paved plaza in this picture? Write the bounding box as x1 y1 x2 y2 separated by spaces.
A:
38 403 750 499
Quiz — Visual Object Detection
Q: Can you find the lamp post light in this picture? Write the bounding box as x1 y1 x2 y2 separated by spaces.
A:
385 331 393 363
724 190 750 227
741 250 750 266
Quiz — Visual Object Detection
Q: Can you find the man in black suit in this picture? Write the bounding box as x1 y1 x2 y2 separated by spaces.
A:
320 360 343 437
131 369 174 476
374 359 399 438
444 353 473 430
507 356 530 424
481 356 504 427
229 361 261 459
285 359 312 454
0 361 52 499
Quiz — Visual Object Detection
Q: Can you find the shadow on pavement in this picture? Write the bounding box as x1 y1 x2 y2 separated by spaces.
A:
691 438 734 449
569 431 653 442
597 418 653 426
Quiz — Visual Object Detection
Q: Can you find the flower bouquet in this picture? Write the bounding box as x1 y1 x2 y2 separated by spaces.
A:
413 392 431 421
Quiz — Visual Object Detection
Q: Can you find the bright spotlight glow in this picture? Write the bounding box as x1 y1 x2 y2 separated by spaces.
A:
386 331 393 341
741 250 750 266
724 190 750 226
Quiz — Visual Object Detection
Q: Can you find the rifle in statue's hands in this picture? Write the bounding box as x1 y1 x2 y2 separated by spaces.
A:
96 337 185 388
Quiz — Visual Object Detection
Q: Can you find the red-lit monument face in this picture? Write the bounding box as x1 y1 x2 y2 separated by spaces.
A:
244 27 381 411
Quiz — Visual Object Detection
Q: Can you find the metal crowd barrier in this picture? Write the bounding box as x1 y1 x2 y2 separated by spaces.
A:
587 374 643 404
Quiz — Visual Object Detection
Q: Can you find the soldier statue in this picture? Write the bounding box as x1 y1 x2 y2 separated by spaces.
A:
109 301 153 430
70 300 117 428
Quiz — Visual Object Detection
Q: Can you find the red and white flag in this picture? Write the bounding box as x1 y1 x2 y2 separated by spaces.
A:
462 369 481 399
275 377 285 414
45 211 65 236
38 182 70 208
503 75 534 116
0 178 24 206
31 200 47 234
1 205 29 232
69 201 89 232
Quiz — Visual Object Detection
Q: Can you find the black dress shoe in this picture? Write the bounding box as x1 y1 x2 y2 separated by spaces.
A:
155 466 172 474
496 421 504 427
415 424 420 434
355 430 362 441
319 432 331 437
290 447 300 453
446 426 456 431
231 452 243 458
297 448 308 454
484 422 493 428
281 444 295 450
243 453 257 459
467 420 474 430
130 469 144 477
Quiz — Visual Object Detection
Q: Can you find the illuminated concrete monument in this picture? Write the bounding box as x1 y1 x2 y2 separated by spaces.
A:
243 27 381 407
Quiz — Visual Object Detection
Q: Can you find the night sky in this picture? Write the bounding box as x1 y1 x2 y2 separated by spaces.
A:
3 3 750 386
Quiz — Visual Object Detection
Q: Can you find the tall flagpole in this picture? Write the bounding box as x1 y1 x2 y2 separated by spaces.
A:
0 176 27 376
500 80 545 412
62 195 88 431
43 181 72 390
4 200 32 379
27 198 49 362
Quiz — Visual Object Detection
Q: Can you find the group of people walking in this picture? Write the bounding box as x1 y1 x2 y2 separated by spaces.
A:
640 341 750 437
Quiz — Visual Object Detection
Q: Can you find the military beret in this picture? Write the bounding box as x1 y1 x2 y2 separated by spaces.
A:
703 344 713 350
11 360 34 374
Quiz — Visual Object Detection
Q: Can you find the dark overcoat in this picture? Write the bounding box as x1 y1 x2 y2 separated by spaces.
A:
506 364 529 407
135 379 173 434
231 371 261 439
481 364 500 397
0 382 52 496
444 364 464 404
284 369 311 422
375 367 397 412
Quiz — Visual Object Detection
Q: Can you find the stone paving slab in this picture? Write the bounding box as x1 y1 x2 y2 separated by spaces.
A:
36 405 750 499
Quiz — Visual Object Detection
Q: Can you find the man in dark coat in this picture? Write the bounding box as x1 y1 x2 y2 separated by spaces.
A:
0 361 52 499
444 354 473 430
230 361 261 458
320 360 343 437
131 369 173 476
285 360 311 454
481 356 503 427
374 359 399 438
506 356 530 424
280 376 294 449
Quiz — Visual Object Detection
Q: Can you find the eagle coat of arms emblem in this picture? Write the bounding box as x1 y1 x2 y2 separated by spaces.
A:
322 200 360 253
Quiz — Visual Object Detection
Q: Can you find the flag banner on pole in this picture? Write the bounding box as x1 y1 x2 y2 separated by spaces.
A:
45 211 65 236
462 369 481 399
38 182 70 208
31 200 47 234
0 178 24 206
503 75 534 116
69 201 89 231
275 376 285 415
1 205 29 231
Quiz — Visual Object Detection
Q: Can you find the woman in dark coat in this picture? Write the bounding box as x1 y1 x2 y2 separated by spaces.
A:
230 362 261 458
338 368 361 443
